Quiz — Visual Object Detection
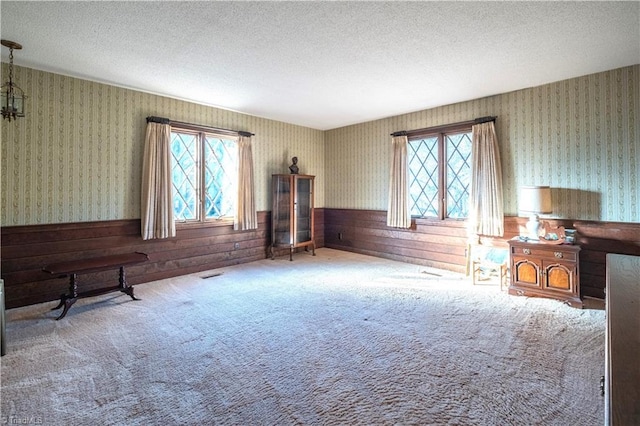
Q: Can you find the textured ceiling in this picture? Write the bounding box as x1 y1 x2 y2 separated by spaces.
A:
1 1 639 130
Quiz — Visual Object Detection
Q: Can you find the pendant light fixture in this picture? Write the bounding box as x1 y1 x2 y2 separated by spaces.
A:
1 39 26 121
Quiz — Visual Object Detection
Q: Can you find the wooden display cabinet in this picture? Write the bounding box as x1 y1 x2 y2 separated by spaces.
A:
270 174 315 261
508 239 582 308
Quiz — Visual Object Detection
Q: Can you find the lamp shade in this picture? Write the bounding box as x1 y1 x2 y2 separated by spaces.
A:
519 186 552 214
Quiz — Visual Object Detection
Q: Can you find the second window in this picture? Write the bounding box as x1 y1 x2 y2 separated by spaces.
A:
408 129 472 220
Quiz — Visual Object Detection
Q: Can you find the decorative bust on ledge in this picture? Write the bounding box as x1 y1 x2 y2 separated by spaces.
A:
289 157 299 174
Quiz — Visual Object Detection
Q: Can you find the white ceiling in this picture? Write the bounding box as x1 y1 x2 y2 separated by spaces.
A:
1 1 639 130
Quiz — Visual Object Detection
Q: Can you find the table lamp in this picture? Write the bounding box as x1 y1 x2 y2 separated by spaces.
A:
519 186 552 240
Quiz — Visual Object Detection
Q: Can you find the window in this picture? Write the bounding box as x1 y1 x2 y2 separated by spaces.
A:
170 128 238 223
408 128 472 219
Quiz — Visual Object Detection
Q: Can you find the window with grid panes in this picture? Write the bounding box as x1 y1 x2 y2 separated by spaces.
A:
408 129 472 219
170 128 238 223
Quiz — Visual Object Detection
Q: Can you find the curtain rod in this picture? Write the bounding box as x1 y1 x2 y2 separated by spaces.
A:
390 116 496 137
146 116 254 137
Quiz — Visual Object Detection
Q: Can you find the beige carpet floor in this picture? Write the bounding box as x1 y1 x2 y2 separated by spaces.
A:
1 248 605 425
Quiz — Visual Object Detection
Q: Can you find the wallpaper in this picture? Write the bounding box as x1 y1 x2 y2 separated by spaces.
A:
2 65 638 226
1 65 325 226
325 65 639 223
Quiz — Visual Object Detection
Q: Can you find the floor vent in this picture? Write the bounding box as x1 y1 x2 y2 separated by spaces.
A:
201 273 223 279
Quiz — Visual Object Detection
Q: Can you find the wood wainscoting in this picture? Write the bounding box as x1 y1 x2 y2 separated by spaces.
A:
2 207 636 308
324 209 640 300
324 209 469 273
1 210 326 309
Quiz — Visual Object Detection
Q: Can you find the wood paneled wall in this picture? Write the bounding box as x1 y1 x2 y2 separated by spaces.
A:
2 207 636 308
1 210 326 309
324 209 640 299
325 209 469 272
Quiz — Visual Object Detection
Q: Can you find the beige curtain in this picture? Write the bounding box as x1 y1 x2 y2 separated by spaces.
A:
141 121 176 240
469 121 504 237
234 135 258 230
387 135 411 228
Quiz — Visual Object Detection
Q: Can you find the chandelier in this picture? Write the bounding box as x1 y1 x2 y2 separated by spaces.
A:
1 40 26 121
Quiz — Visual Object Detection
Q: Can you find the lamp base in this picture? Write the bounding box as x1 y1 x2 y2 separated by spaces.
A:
524 214 542 240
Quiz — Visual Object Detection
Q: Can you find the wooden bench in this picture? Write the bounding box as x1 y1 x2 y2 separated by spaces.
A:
43 252 149 320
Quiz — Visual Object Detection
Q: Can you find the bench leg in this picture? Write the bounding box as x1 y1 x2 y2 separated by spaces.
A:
54 296 77 320
51 298 65 311
119 267 140 301
52 274 79 320
51 268 141 320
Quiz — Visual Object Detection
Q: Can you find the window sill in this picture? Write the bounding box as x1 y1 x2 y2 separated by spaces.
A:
175 219 234 230
413 217 468 227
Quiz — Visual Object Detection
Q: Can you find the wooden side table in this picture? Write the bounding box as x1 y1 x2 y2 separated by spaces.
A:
605 254 640 425
508 238 582 308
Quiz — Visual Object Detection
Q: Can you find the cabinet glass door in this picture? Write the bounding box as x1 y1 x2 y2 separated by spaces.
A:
273 175 291 245
294 176 312 244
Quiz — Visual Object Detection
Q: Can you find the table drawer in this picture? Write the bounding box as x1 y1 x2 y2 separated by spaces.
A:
510 246 577 262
